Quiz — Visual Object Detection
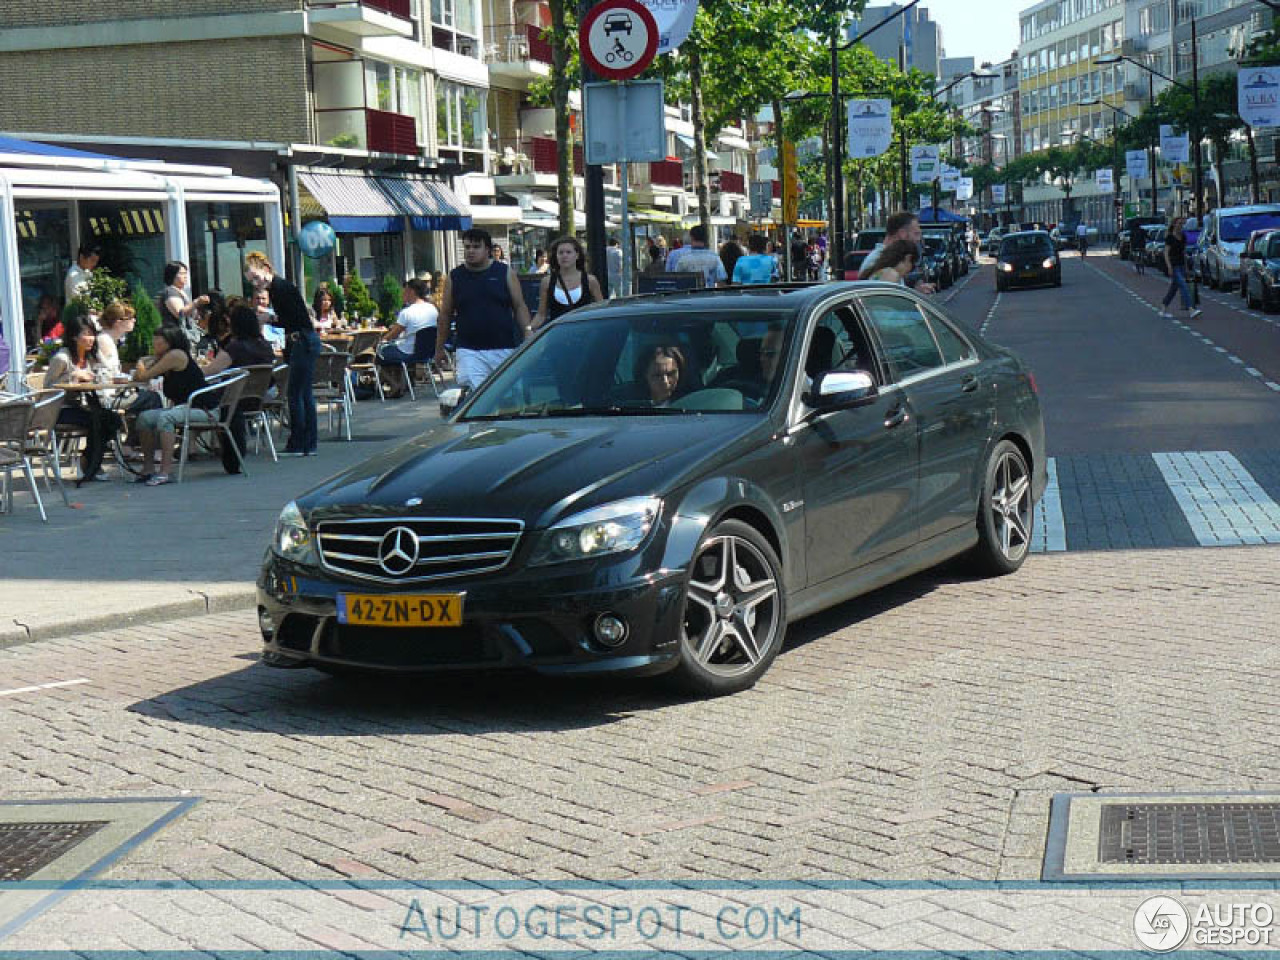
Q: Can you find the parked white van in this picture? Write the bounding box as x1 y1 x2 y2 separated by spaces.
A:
1201 204 1280 290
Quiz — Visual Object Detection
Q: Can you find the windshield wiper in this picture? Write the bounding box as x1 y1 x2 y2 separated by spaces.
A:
462 404 687 422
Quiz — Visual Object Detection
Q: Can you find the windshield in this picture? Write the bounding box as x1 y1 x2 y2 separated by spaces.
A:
999 235 1053 256
460 310 795 420
1221 213 1280 242
854 231 885 250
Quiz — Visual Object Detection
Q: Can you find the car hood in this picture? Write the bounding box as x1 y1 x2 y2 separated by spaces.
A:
298 416 767 528
1000 250 1054 265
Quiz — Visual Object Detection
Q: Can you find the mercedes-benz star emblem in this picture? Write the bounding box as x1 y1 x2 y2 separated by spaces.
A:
378 526 420 576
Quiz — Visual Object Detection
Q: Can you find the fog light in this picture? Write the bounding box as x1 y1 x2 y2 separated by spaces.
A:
593 614 628 648
258 606 275 640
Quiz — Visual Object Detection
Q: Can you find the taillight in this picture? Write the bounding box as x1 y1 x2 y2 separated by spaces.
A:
1027 371 1039 395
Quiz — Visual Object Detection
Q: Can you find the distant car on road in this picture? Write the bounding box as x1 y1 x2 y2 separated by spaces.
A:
258 284 1046 695
983 228 1005 254
995 231 1061 291
1241 230 1280 310
1143 226 1168 273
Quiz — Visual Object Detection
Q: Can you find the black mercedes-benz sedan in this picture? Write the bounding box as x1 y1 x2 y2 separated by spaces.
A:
995 231 1062 291
258 283 1046 695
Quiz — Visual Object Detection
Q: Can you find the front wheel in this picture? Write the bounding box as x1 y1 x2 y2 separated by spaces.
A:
968 440 1033 576
673 519 787 696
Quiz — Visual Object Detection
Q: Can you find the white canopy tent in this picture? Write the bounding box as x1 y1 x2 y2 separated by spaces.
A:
0 140 284 392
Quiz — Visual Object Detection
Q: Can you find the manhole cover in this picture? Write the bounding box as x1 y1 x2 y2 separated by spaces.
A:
0 821 107 881
1100 802 1280 864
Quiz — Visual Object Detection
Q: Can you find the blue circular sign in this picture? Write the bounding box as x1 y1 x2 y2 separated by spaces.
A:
298 221 337 259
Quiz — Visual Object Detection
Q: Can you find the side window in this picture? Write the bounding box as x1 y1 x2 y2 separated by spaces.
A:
859 294 943 379
925 312 974 366
804 305 879 384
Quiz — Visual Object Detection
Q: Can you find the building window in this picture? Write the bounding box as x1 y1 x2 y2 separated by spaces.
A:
436 79 488 170
431 0 480 56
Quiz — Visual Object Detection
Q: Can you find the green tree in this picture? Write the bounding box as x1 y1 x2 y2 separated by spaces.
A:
378 274 402 322
124 282 162 364
344 273 378 321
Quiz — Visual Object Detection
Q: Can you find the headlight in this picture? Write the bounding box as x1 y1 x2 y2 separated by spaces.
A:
998 261 1013 272
1042 257 1056 269
273 501 316 564
529 497 660 566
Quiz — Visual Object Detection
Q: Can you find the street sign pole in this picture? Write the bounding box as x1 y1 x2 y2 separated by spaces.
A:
580 0 608 296
619 82 631 297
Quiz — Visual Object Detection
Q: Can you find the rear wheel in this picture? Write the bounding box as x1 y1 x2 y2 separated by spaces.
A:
968 440 1033 576
674 519 786 696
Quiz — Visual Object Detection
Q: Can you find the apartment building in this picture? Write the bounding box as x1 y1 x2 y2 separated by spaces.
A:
846 4 945 76
1017 0 1129 226
945 58 1022 227
0 0 492 295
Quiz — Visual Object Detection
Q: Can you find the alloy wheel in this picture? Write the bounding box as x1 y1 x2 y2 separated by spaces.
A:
682 534 781 679
989 450 1032 562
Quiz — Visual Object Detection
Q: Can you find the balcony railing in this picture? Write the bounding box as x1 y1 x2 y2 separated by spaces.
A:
531 137 583 175
717 170 745 194
649 159 683 188
362 0 412 18
315 107 419 156
486 22 552 65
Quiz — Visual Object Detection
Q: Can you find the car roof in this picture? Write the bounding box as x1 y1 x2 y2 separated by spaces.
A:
554 282 920 320
1213 204 1280 217
1000 230 1051 240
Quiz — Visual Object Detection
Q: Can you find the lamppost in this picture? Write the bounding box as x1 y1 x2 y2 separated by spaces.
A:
1096 46 1203 220
1081 97 1135 231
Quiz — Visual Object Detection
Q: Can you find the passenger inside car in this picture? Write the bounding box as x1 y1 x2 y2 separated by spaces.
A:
639 344 689 406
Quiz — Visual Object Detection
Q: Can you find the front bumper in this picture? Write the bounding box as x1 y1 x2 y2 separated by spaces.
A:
1000 266 1058 287
257 550 688 677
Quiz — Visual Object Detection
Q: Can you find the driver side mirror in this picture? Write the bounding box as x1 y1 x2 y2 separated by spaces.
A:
803 370 878 411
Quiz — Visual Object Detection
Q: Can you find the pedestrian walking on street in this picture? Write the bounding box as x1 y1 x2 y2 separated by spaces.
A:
606 237 623 298
243 252 319 456
666 224 727 288
436 228 533 392
719 239 745 285
858 211 937 295
869 238 919 285
534 236 603 328
1076 222 1089 257
732 234 780 285
1159 216 1202 320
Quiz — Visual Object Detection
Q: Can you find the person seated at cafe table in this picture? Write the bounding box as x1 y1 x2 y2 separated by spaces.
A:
95 301 136 377
130 327 220 487
375 277 437 398
202 304 276 376
311 285 341 332
43 311 122 482
254 288 287 351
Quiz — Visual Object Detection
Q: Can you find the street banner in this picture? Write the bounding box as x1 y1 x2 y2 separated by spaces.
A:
941 168 961 191
1239 66 1280 128
639 0 698 56
1159 124 1190 164
846 99 892 158
991 183 1007 204
910 145 939 184
1095 168 1114 192
956 177 973 201
781 140 799 224
1125 149 1148 180
919 193 932 209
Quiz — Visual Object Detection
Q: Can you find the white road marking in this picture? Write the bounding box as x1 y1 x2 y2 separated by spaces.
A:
980 292 1001 335
1031 458 1067 553
1153 451 1280 547
0 677 91 698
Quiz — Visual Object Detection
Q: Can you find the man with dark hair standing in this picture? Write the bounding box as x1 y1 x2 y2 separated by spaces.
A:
435 228 533 391
65 242 101 305
665 224 727 288
854 211 936 294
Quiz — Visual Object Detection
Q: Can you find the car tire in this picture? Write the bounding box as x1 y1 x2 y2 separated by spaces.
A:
673 518 787 696
968 440 1033 577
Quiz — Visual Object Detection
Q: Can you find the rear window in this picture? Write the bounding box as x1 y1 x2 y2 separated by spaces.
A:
1220 213 1280 242
999 235 1052 256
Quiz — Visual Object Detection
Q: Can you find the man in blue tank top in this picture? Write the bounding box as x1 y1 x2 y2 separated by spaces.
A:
435 228 533 391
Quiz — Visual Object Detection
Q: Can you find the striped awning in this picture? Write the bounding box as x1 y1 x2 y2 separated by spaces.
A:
296 170 472 234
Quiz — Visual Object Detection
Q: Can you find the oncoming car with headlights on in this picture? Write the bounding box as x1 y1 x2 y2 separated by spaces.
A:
259 283 1046 695
995 231 1061 291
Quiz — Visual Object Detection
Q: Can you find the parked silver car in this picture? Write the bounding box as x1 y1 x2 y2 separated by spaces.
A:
1200 204 1280 290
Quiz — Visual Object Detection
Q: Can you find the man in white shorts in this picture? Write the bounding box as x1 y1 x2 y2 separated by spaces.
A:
435 229 533 392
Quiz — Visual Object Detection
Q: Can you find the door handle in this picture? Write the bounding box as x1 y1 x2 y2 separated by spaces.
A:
961 375 980 393
884 406 909 429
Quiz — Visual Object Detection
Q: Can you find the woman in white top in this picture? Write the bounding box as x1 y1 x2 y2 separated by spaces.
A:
95 300 136 376
534 236 603 329
868 238 919 285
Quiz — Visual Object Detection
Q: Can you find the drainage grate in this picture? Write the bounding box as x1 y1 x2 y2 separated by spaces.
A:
0 821 107 881
1100 802 1280 865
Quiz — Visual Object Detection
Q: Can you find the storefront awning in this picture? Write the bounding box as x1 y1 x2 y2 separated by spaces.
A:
376 177 472 231
632 207 685 224
297 170 472 234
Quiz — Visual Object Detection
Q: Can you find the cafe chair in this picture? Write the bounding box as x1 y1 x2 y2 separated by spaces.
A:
312 351 353 441
234 365 278 462
23 389 70 509
0 399 47 522
175 369 250 483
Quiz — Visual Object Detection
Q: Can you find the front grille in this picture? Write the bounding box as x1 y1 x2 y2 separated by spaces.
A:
326 623 498 667
316 516 523 584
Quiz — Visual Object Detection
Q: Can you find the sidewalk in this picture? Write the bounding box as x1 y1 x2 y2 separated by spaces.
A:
0 395 442 645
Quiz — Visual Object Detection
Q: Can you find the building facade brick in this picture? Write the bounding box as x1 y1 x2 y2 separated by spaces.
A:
0 36 312 144
0 0 303 29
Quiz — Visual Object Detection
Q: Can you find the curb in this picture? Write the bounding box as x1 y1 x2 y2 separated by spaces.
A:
2 585 258 650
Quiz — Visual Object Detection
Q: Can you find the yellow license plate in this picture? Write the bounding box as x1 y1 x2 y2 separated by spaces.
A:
337 593 464 628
